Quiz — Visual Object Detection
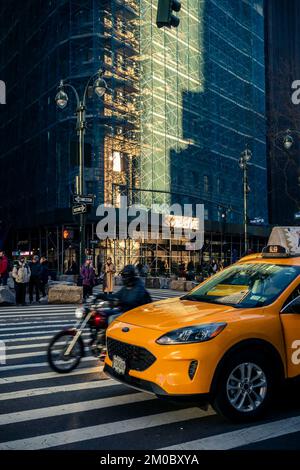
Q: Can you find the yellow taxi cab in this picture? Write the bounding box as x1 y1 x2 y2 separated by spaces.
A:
104 227 300 422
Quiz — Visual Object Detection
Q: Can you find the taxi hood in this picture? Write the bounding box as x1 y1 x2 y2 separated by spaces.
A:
118 297 240 332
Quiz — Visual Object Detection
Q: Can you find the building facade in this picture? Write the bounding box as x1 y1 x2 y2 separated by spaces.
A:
0 0 269 273
265 0 300 226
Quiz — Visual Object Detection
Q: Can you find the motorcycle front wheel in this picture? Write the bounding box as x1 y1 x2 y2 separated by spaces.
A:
47 330 84 373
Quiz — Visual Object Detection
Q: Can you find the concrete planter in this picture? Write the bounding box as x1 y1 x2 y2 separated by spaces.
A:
0 286 15 305
48 285 83 304
169 279 186 291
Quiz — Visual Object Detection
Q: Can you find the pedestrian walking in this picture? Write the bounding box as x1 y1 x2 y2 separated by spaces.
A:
103 257 116 295
12 256 31 306
28 255 42 303
81 257 96 299
0 251 9 286
40 256 49 299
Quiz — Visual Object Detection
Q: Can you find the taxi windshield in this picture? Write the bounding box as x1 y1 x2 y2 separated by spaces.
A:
183 263 300 308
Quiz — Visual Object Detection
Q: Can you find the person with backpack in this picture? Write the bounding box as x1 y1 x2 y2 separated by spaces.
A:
12 256 31 306
0 251 9 286
28 255 42 303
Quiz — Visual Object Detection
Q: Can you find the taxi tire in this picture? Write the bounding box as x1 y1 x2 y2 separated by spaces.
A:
211 351 275 423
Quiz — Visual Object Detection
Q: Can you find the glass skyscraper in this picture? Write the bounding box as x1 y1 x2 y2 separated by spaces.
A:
0 0 268 266
138 0 267 225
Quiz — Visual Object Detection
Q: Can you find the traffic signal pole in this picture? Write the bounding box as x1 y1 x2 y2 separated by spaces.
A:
77 101 86 270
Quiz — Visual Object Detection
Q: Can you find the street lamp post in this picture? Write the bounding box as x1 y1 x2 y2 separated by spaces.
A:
55 70 108 269
239 146 252 254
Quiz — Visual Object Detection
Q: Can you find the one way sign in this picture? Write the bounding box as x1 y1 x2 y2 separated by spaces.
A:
73 194 95 205
72 204 87 215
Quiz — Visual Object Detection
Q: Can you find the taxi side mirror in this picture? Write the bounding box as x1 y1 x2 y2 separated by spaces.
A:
281 296 300 314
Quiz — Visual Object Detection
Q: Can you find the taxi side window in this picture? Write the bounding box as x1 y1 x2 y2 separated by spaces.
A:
282 284 300 309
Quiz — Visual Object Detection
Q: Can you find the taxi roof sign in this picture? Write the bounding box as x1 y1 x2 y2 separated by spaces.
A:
263 227 300 257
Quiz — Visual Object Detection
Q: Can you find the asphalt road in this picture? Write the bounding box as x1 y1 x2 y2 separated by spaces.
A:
1 288 300 450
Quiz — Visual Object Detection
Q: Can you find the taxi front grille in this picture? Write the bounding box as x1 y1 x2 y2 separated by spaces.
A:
107 338 156 372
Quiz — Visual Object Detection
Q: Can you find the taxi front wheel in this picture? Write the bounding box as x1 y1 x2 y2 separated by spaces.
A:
211 351 275 423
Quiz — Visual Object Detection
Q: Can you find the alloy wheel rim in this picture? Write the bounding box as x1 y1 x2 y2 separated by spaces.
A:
226 362 268 413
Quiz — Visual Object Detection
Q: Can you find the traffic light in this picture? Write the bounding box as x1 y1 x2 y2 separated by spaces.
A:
63 229 74 240
156 0 181 28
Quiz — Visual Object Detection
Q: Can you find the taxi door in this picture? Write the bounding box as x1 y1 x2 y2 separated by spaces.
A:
280 284 300 378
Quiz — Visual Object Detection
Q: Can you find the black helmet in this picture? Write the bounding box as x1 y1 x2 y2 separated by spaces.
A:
121 264 138 287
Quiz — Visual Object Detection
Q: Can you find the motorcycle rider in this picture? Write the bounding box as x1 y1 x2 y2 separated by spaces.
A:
97 264 152 325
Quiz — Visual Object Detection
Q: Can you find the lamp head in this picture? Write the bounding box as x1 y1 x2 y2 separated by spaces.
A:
55 81 68 109
283 132 294 150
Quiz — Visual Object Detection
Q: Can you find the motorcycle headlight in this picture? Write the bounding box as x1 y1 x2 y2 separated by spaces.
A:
156 322 227 345
75 307 85 319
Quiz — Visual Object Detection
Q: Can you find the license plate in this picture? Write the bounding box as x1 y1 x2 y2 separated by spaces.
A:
112 355 126 375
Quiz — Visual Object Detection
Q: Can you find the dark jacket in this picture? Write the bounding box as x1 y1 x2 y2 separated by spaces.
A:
29 261 42 278
110 278 152 313
40 262 49 283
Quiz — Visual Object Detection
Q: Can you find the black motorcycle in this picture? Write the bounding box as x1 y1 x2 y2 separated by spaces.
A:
47 295 120 373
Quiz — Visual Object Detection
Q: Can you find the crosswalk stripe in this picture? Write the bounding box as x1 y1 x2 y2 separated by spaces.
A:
0 378 118 401
0 329 74 338
7 341 86 350
5 347 91 360
0 364 100 381
0 356 98 372
0 407 207 450
160 415 300 450
7 342 49 350
3 332 90 343
0 323 75 332
0 392 151 425
0 313 75 319
0 320 74 327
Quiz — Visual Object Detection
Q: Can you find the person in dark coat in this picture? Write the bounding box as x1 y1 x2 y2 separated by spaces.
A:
28 255 42 303
97 265 152 324
80 258 96 299
40 256 49 298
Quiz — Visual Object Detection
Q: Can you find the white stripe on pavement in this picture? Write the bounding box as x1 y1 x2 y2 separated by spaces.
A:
0 329 74 338
3 333 89 343
0 392 151 425
0 364 100 380
0 378 118 401
160 415 300 450
7 342 49 350
0 407 207 450
7 341 87 350
0 324 75 332
0 356 97 372
0 313 75 319
0 320 74 327
5 347 91 360
0 305 75 311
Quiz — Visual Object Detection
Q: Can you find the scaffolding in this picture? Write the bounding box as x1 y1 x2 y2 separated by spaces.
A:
0 0 269 274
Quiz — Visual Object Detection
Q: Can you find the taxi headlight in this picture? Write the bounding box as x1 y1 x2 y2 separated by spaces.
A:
75 307 86 319
156 322 227 345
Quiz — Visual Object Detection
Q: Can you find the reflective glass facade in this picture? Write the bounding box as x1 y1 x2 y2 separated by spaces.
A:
138 0 268 224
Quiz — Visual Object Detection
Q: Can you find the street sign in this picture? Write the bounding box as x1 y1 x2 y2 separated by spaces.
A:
90 240 99 245
72 204 87 215
73 194 95 205
295 212 300 220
